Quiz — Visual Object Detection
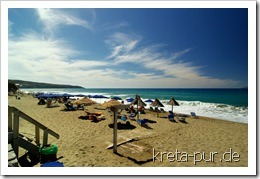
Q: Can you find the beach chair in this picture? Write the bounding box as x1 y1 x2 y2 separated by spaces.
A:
129 113 136 120
168 116 175 122
190 112 198 118
76 104 84 110
64 103 77 111
176 116 186 122
120 116 127 122
137 119 148 126
167 113 176 122
160 108 165 112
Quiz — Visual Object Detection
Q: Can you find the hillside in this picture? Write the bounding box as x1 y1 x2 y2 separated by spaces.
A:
8 79 84 89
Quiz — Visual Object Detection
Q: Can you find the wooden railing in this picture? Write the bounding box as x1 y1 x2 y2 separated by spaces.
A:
8 106 60 156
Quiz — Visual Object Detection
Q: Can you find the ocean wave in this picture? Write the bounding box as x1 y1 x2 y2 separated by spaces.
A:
158 100 248 123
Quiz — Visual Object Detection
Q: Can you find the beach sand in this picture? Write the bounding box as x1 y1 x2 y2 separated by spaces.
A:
8 94 248 167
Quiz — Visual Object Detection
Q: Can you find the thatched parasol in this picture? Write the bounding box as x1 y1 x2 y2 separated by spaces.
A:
131 95 146 120
151 98 164 108
151 99 165 116
101 99 122 108
167 97 180 112
131 95 146 107
72 97 96 106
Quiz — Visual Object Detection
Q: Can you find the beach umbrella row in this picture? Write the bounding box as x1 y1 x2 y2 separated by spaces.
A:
36 93 74 99
88 95 108 99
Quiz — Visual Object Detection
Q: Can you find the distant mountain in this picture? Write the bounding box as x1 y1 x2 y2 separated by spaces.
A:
8 79 84 89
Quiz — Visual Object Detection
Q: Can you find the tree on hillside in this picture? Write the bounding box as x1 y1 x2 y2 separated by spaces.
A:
8 82 18 93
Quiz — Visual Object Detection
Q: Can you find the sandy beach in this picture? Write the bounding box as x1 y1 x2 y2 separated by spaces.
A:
8 94 248 167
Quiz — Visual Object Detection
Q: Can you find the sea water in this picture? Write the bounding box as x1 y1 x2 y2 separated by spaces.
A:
21 88 248 124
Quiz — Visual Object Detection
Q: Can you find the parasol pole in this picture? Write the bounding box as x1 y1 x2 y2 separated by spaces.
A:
112 107 118 153
137 97 139 121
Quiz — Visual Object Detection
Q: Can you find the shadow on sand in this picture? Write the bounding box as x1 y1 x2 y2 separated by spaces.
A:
108 122 136 130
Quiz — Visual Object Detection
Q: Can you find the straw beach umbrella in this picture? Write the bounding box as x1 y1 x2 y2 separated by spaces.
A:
72 97 96 106
151 99 165 117
131 95 146 121
167 97 180 112
101 99 122 108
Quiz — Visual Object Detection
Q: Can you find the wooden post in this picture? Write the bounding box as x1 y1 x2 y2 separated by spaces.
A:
8 108 13 131
13 110 20 156
35 126 40 146
43 129 48 146
113 108 118 153
111 104 130 154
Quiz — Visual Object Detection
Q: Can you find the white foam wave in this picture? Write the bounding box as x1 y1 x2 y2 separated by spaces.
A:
159 100 248 123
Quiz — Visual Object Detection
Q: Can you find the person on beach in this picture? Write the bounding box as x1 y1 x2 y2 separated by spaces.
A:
138 105 145 114
66 101 73 108
130 105 136 113
167 111 175 121
38 98 46 105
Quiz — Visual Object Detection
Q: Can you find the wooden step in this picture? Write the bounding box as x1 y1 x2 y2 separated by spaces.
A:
8 144 19 167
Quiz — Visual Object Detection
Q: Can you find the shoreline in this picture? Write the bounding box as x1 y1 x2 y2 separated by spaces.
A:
8 94 248 167
16 90 249 124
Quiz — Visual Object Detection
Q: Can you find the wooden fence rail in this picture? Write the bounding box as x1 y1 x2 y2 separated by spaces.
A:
8 106 60 157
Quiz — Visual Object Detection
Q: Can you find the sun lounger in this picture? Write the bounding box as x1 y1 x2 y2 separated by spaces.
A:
64 104 77 111
120 116 127 122
178 116 186 122
129 113 136 120
77 104 84 110
137 119 148 125
154 107 160 112
160 108 165 112
190 112 198 118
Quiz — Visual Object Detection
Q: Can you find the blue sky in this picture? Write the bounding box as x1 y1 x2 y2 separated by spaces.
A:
8 8 248 88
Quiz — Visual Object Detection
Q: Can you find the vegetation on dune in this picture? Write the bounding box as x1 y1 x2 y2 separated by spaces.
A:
8 80 84 89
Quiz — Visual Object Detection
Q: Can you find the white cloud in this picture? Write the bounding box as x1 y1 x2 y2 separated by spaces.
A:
105 32 241 88
8 29 241 88
8 32 108 85
106 32 140 59
36 9 92 34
